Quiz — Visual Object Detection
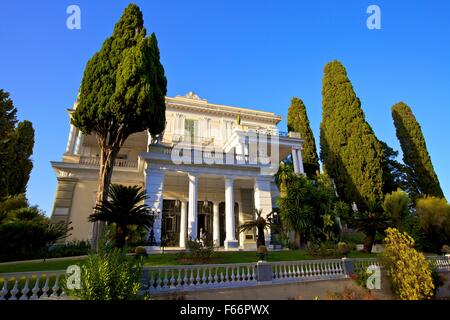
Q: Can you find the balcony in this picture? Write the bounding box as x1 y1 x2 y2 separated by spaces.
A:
79 156 138 168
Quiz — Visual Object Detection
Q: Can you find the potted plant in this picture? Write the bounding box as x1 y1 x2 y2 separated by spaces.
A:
257 245 268 261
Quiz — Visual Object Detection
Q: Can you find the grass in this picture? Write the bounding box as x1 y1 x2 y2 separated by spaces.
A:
0 250 376 274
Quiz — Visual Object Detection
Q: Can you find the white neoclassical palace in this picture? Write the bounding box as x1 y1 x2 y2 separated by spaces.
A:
50 92 305 250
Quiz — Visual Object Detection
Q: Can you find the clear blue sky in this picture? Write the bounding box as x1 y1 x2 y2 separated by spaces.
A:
1 0 449 215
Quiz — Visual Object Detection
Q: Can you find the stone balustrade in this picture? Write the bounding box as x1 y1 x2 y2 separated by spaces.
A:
79 156 138 168
142 263 258 293
271 259 346 283
0 270 66 300
1 256 449 299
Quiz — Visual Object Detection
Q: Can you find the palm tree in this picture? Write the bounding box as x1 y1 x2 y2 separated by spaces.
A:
275 161 295 197
88 184 154 248
352 199 389 253
277 175 315 248
239 209 272 248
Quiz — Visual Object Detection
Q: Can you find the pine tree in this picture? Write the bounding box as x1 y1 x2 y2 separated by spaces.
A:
320 60 384 208
0 89 17 198
392 102 444 198
71 4 167 248
287 97 319 177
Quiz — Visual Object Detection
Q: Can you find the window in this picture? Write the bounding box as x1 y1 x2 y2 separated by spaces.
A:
184 119 198 142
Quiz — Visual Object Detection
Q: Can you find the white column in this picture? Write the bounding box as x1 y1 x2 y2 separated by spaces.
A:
179 201 187 248
297 147 305 175
144 167 165 246
254 178 273 247
187 174 198 240
224 177 238 250
74 130 84 155
291 148 299 174
65 125 77 154
213 201 220 247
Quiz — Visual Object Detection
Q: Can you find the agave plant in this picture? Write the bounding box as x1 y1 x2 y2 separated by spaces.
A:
88 184 154 248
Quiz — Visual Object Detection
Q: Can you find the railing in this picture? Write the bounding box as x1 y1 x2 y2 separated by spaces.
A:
271 259 346 283
1 256 448 299
0 270 66 300
426 255 450 271
79 156 138 168
352 258 383 273
142 263 257 293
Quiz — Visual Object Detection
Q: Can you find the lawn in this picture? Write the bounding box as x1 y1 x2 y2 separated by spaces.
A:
0 250 376 274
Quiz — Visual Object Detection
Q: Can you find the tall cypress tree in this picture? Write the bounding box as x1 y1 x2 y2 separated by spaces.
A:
287 97 319 177
320 61 384 208
72 4 167 248
0 89 17 199
8 121 34 195
392 102 444 198
0 90 35 199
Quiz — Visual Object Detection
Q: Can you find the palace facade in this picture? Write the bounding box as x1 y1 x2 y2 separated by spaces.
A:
50 92 305 250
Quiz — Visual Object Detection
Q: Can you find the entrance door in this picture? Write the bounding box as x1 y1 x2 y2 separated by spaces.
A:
161 200 181 247
197 201 212 240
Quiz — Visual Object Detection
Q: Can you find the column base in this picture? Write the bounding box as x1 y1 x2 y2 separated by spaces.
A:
224 239 239 250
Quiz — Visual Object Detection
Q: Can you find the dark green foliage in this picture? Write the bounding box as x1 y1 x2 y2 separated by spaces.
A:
287 97 319 177
186 237 214 263
392 102 444 198
350 200 389 253
277 174 342 248
320 61 384 209
0 206 72 262
71 4 167 247
379 141 411 195
88 184 155 248
47 240 91 258
8 121 34 195
65 228 144 300
0 90 34 199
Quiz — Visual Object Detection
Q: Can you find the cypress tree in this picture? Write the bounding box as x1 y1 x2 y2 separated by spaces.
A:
0 89 17 198
287 97 319 177
392 102 444 198
72 4 167 248
320 61 384 208
8 121 34 195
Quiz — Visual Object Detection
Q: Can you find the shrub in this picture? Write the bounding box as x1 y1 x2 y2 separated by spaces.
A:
416 196 450 253
47 240 91 258
257 245 268 261
336 242 351 255
0 219 71 262
65 230 143 300
134 246 148 257
186 236 214 263
381 227 434 300
442 245 450 255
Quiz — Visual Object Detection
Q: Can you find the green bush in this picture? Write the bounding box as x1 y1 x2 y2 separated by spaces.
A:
0 219 71 262
186 237 214 263
442 245 450 254
65 230 144 300
47 240 91 258
134 246 148 257
337 242 351 256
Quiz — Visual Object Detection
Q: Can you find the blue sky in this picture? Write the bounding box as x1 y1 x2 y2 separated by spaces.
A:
0 0 449 215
